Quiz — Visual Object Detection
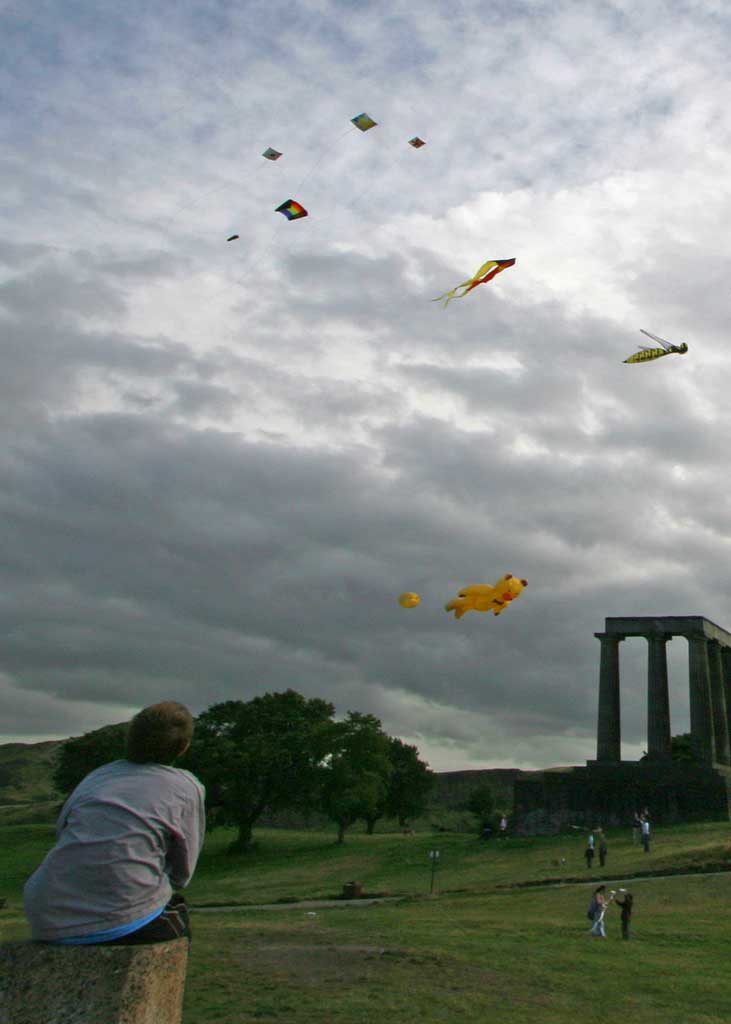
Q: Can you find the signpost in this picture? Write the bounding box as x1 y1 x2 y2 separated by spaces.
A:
429 849 440 894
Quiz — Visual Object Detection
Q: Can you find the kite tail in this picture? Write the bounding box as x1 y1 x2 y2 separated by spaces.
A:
431 278 479 307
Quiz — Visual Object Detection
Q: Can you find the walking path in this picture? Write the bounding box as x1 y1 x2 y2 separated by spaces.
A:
194 896 401 913
192 866 731 913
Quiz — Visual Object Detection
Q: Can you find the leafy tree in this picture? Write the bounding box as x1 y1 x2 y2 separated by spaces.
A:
385 738 434 827
319 712 392 843
361 737 434 833
465 782 495 833
671 732 700 763
52 723 129 796
180 690 334 852
639 733 701 765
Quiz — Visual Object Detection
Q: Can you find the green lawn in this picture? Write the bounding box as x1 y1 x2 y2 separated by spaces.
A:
3 822 731 1022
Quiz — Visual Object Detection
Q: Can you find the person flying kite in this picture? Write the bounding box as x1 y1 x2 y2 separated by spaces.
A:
623 329 688 363
433 258 516 307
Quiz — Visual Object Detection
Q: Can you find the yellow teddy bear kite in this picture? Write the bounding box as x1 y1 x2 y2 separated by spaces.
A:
444 574 528 619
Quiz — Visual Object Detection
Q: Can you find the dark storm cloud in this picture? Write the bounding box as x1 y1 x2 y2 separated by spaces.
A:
4 0 731 769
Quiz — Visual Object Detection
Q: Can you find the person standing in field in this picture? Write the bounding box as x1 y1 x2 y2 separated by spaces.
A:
598 829 608 867
23 701 205 946
615 891 633 940
641 815 651 853
585 830 595 868
589 885 613 938
499 815 508 839
632 811 642 845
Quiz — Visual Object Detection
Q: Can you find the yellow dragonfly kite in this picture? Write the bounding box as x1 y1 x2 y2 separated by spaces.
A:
623 329 688 364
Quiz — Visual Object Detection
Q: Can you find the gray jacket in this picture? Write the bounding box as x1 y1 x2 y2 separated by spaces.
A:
23 759 206 941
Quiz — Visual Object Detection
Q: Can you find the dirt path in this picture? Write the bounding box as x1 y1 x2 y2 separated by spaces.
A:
192 866 731 913
194 896 401 913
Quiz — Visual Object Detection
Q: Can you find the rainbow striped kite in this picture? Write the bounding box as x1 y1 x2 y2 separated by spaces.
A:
433 258 516 307
275 199 308 221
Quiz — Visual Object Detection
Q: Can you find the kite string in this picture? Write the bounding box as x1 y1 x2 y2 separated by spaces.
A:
207 128 360 293
293 126 357 193
147 161 270 234
157 125 357 243
207 126 426 307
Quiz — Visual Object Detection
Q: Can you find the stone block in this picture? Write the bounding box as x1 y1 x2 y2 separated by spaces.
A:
0 937 188 1024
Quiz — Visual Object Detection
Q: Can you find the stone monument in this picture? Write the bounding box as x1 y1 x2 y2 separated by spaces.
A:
513 616 731 833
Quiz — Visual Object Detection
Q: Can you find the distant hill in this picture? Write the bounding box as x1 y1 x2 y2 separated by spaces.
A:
0 736 549 828
0 740 66 825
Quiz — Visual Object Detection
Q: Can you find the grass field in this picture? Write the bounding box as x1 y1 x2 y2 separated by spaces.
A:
3 822 731 1022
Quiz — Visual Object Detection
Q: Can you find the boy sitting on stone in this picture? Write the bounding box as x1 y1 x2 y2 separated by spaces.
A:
24 701 205 946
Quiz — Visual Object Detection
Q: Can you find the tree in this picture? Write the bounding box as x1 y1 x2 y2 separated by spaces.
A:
180 690 334 852
361 737 434 833
638 733 701 765
465 782 495 833
385 738 434 827
319 712 392 843
52 723 129 796
671 733 700 763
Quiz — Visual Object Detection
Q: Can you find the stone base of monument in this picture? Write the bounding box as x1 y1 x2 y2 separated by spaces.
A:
0 937 189 1024
512 761 731 835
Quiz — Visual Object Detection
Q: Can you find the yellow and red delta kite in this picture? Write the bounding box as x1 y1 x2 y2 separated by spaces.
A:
433 258 515 308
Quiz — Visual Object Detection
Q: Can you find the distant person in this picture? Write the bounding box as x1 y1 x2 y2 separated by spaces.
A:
585 830 595 868
641 815 651 853
632 811 642 845
615 890 633 940
588 884 613 938
499 815 508 839
598 829 608 867
23 701 206 945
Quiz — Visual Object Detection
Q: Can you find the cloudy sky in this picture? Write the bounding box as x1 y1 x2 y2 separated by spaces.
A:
2 0 731 770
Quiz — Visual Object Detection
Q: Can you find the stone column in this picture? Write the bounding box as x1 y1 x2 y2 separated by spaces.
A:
646 633 671 758
721 646 731 755
688 633 714 765
595 633 622 762
708 641 731 764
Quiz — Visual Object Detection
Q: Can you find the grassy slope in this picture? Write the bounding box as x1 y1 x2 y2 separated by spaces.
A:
3 823 731 1023
0 741 63 808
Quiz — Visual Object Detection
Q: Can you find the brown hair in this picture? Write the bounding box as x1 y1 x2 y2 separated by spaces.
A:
126 701 194 764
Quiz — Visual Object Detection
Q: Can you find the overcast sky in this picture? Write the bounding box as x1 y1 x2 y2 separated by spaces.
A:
2 0 731 770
